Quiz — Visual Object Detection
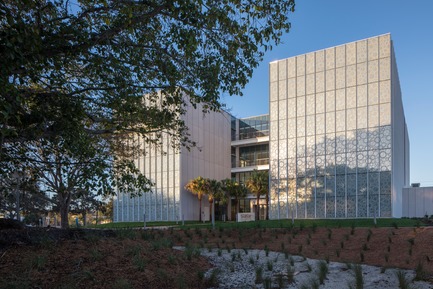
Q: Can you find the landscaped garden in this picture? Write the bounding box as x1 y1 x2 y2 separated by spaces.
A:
1 218 432 288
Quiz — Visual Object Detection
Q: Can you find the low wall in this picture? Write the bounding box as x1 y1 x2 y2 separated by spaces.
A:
402 186 433 217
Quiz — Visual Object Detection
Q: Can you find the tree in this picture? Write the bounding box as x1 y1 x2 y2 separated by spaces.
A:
184 176 209 222
8 133 151 228
0 169 48 221
70 189 103 227
1 0 295 225
246 170 269 221
207 179 222 228
221 178 247 221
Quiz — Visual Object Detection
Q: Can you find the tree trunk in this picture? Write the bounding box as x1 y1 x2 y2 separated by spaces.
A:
59 192 71 229
60 204 70 229
265 192 269 220
82 212 87 227
210 199 215 229
198 197 202 222
256 195 260 221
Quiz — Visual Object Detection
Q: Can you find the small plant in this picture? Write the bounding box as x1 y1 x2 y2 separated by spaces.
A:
366 229 372 242
387 245 391 252
229 263 235 272
318 260 328 285
266 260 273 271
300 222 305 231
287 264 295 283
284 250 289 259
249 256 255 265
281 242 285 251
231 252 236 262
184 245 201 261
307 238 311 245
298 244 303 253
264 277 272 289
327 228 332 240
415 262 427 281
133 256 146 271
325 255 330 264
360 252 364 262
340 241 344 249
395 270 411 289
243 248 248 255
89 248 103 261
31 255 47 271
205 268 220 288
165 253 176 265
392 222 399 229
352 264 364 289
362 243 368 251
275 273 285 288
264 245 269 257
384 253 389 263
380 266 387 274
306 262 312 272
256 253 260 260
289 256 295 266
336 249 340 257
255 266 263 284
350 222 356 235
311 222 318 233
112 278 132 289
217 249 222 256
407 238 415 246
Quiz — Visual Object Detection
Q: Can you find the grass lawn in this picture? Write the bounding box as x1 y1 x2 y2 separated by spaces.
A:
94 217 425 229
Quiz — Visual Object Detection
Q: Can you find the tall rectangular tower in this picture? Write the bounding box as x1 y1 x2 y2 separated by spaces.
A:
269 34 409 219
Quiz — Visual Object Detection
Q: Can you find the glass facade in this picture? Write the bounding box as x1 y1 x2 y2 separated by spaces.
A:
238 115 269 140
239 144 269 167
269 35 394 219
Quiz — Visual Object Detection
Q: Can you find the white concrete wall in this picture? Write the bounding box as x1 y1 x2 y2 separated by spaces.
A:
114 96 231 222
391 40 410 218
180 103 232 220
402 187 433 217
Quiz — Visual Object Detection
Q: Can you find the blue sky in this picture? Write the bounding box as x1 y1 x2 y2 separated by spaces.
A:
222 0 433 186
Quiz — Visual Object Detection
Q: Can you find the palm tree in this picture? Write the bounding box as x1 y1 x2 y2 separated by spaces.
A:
207 179 222 228
246 170 269 221
184 176 209 222
221 178 247 221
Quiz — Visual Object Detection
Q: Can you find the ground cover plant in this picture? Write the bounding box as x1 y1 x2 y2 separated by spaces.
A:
1 219 433 288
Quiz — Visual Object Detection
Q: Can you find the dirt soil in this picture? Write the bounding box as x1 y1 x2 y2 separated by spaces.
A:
0 225 432 288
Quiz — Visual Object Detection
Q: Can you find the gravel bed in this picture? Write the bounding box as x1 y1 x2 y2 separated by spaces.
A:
174 246 433 289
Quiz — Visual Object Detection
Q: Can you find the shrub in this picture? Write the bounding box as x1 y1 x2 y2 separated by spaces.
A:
415 262 427 281
318 261 328 284
255 266 263 284
353 264 363 289
266 260 273 271
395 270 411 289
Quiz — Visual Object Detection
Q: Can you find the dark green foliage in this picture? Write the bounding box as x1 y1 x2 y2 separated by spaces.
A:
0 0 295 228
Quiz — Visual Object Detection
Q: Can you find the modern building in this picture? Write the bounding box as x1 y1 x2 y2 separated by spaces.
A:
114 33 413 222
268 34 410 219
113 102 232 222
231 115 270 219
